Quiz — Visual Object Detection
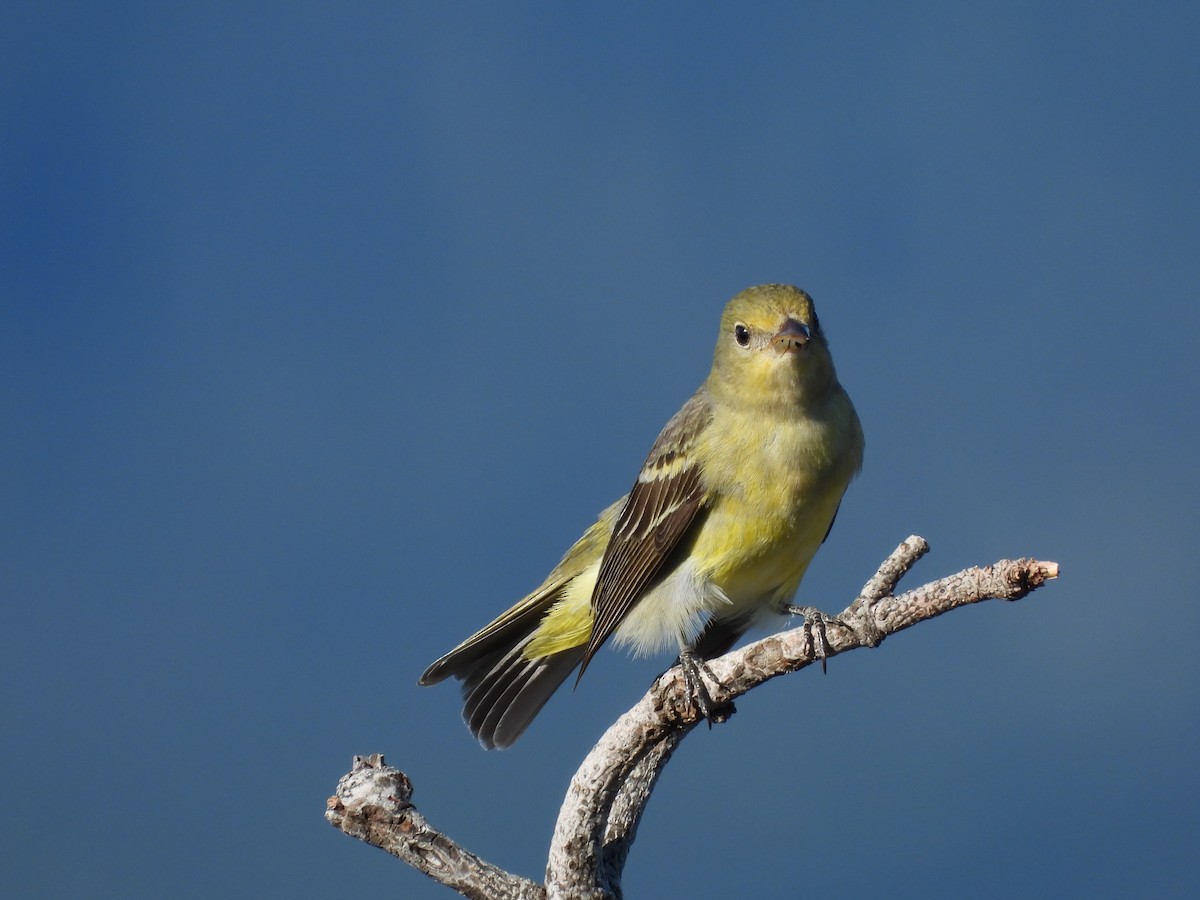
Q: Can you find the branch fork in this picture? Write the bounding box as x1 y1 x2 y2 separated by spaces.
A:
327 536 1059 899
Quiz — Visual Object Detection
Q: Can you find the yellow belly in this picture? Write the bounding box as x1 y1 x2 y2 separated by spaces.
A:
690 402 856 605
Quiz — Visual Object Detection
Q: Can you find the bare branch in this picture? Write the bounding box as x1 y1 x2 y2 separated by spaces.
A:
600 732 682 883
544 547 1058 897
328 540 1059 900
326 754 545 900
855 534 930 604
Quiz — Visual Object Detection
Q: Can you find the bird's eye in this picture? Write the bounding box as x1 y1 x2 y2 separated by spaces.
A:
734 323 750 347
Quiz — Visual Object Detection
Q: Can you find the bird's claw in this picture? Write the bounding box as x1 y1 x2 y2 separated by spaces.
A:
677 650 735 727
785 605 844 673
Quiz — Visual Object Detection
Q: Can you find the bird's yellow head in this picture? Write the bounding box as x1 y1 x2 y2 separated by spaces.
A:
708 284 837 409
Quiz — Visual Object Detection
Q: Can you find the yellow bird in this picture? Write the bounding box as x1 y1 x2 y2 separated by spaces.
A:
419 284 864 748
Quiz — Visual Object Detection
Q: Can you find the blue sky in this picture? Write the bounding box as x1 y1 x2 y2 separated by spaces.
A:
3 3 1198 898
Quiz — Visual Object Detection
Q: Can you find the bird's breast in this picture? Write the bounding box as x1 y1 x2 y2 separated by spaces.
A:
691 401 859 605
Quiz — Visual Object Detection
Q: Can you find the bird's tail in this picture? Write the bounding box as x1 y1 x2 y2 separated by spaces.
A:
461 639 585 749
419 586 584 749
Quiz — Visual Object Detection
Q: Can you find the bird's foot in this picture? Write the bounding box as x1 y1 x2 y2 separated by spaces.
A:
784 605 844 673
676 650 735 727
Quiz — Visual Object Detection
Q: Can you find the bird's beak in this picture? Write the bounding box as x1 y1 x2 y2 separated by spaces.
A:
770 318 811 355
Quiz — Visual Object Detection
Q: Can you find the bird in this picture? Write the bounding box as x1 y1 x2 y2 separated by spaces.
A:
419 284 864 749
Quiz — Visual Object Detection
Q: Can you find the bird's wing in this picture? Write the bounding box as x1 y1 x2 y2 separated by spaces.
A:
822 501 841 543
577 388 713 678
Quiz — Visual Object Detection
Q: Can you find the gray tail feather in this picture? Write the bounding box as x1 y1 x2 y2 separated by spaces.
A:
461 638 585 749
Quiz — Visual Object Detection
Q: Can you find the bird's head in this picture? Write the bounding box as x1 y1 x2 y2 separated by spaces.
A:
708 284 837 409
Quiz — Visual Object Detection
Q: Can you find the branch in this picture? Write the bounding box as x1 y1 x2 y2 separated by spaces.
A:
547 536 1057 898
327 537 1059 899
326 754 545 900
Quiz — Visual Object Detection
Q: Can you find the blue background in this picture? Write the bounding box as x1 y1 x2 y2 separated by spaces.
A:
4 3 1198 898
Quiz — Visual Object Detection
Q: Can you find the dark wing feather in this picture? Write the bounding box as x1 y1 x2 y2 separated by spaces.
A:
822 501 841 544
577 388 713 678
